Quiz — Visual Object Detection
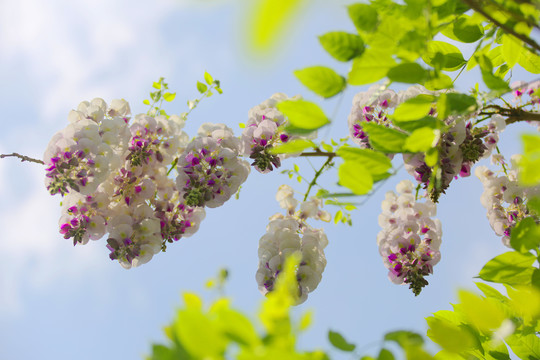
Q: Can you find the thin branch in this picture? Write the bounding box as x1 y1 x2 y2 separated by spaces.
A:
303 154 336 201
463 0 540 54
299 149 336 158
0 153 44 165
479 105 540 123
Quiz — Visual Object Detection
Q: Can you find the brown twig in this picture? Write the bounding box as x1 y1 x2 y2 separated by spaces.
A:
0 153 45 165
462 0 540 54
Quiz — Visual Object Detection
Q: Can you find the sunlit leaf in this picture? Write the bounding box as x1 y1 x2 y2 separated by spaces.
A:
338 161 373 195
436 93 477 120
426 317 478 353
404 127 438 152
362 123 408 153
478 251 536 286
269 139 315 154
336 147 392 176
510 217 540 253
519 133 540 186
348 49 396 85
506 333 540 359
393 94 437 122
441 15 484 43
319 31 365 61
519 48 540 73
278 99 330 132
294 66 346 98
501 35 522 68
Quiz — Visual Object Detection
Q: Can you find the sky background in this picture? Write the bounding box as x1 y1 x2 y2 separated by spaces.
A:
0 0 536 359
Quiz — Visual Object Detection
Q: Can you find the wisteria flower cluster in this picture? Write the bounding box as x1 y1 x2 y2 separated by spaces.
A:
241 93 311 173
44 98 246 268
476 155 540 247
256 185 330 304
377 180 442 295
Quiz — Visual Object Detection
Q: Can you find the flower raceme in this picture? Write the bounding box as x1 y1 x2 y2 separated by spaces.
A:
256 185 330 304
376 180 442 296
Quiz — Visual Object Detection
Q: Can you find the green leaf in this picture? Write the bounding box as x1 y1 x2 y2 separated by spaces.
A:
510 217 540 253
481 69 510 91
336 147 392 176
143 99 150 105
478 251 536 286
277 99 330 132
268 139 315 154
436 93 478 120
519 49 540 74
404 127 438 152
204 71 214 85
377 348 395 360
527 197 540 215
519 133 540 186
348 49 396 85
442 15 484 43
501 35 522 68
163 93 176 102
457 290 506 331
475 282 508 303
506 333 540 360
393 94 437 122
328 330 356 352
393 116 443 132
153 82 162 90
422 41 466 71
424 72 454 90
384 330 424 348
319 31 364 61
387 63 428 84
347 3 378 32
362 123 408 153
426 317 478 353
294 66 346 98
338 161 373 195
196 81 208 93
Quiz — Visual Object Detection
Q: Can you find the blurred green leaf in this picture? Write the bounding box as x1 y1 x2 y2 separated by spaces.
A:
348 49 396 85
336 147 392 175
519 49 540 74
393 94 437 122
362 123 408 153
441 15 484 43
163 93 176 102
348 3 378 32
338 161 373 195
519 133 540 186
319 31 365 61
426 317 478 353
510 217 540 253
387 63 428 84
196 81 208 93
204 71 214 85
377 348 395 360
422 41 466 71
269 139 315 154
294 66 346 98
404 127 438 152
328 330 356 352
436 93 477 120
501 35 522 68
384 330 424 348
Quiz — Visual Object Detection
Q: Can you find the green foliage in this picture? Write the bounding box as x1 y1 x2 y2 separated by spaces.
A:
318 31 364 62
519 133 540 186
269 139 315 155
478 251 536 286
362 123 408 153
422 41 466 71
348 49 396 85
294 66 346 98
328 330 356 352
149 254 329 360
338 160 373 195
277 99 330 133
393 94 437 122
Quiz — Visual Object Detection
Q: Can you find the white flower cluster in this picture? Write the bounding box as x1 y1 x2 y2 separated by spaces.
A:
348 85 438 148
403 114 505 203
44 99 219 268
176 123 250 208
256 185 329 304
377 180 442 295
476 155 540 247
241 93 311 173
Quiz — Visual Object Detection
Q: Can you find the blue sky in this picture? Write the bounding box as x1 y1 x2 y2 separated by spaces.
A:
0 0 535 359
